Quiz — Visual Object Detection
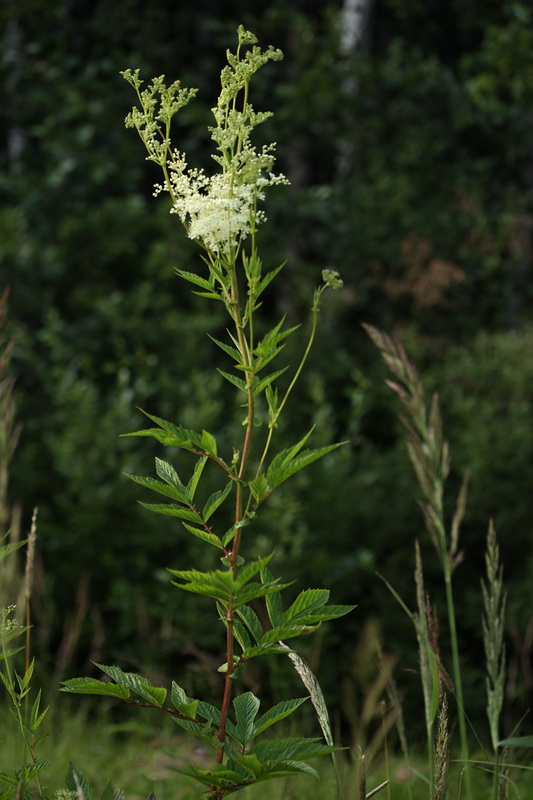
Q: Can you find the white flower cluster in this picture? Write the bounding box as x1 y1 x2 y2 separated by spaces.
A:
162 148 288 255
124 29 288 259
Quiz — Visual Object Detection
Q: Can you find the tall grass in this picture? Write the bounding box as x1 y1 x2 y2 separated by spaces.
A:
365 323 533 800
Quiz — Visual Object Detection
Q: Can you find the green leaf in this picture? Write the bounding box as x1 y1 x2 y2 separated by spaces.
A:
126 412 225 465
231 692 261 746
217 369 247 392
29 690 48 733
95 664 167 706
65 762 91 800
255 262 285 297
267 434 348 492
196 699 221 725
126 473 190 504
169 567 235 603
180 522 223 549
169 557 286 608
240 643 294 660
251 737 338 763
235 554 274 590
203 482 232 521
174 764 244 789
192 290 224 301
227 753 263 779
187 456 208 499
262 566 284 626
200 429 218 456
254 317 300 361
175 269 215 291
139 503 202 523
237 604 263 643
253 368 288 396
248 474 268 504
498 736 533 748
0 771 19 788
253 697 308 737
0 538 27 561
234 580 290 608
232 620 252 651
100 781 125 800
155 457 190 499
260 625 317 644
60 677 130 700
285 589 330 621
208 334 242 364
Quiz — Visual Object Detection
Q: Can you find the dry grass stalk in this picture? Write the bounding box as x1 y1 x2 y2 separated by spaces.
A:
432 693 450 800
482 521 506 753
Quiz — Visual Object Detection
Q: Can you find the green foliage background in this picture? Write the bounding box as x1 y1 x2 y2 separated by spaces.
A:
2 0 533 739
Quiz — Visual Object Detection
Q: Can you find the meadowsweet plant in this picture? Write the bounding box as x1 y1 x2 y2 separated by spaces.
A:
62 27 353 798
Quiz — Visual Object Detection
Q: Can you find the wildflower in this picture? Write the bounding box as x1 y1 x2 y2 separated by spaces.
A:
122 27 288 259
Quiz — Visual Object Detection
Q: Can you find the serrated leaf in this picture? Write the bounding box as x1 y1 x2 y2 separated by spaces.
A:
171 681 188 708
192 290 224 301
60 677 130 700
127 412 225 464
94 664 167 706
237 604 263 643
235 554 274 589
174 763 243 788
181 522 223 549
285 589 329 621
251 737 338 763
267 440 348 492
240 643 294 660
233 692 260 746
254 317 300 360
255 262 285 297
253 697 308 737
0 771 19 787
100 781 125 800
217 369 247 392
187 456 208 499
233 620 252 651
196 699 221 725
126 473 190 504
175 269 214 291
260 624 316 644
228 753 263 779
29 690 48 732
169 558 286 608
203 482 232 521
306 603 356 622
262 566 284 626
253 368 288 396
66 762 91 800
172 716 215 745
200 430 218 456
155 457 189 498
169 568 235 603
208 334 241 364
139 503 202 523
248 474 268 504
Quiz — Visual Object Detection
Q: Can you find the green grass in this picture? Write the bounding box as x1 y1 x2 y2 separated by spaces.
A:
3 699 533 800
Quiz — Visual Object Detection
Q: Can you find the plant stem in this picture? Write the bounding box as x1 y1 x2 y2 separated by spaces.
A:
215 264 255 764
